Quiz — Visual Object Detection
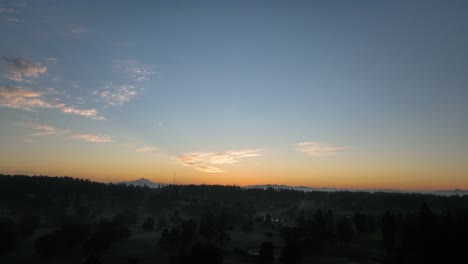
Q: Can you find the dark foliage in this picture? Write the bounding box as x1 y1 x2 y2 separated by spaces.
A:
0 217 17 255
35 233 67 258
258 241 274 264
113 210 139 226
142 216 155 230
58 218 93 247
394 204 468 264
84 220 131 251
187 243 223 264
279 239 303 264
2 174 468 263
382 210 396 256
336 217 354 244
83 255 101 264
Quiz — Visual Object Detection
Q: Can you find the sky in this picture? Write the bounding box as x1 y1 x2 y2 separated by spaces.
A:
0 0 467 190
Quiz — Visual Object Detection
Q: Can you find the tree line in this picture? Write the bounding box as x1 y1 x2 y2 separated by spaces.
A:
1 174 468 263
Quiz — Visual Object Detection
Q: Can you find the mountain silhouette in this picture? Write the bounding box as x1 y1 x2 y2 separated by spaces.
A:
117 178 167 188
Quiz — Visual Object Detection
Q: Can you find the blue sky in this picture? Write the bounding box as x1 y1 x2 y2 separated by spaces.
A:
0 0 467 189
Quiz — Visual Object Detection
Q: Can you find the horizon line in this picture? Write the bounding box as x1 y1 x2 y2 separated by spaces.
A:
1 173 466 193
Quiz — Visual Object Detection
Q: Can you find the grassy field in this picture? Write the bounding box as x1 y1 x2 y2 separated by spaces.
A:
1 220 385 264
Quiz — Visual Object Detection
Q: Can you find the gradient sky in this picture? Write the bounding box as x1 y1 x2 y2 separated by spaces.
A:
1 0 467 190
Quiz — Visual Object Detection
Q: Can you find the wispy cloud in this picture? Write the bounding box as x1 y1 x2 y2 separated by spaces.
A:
16 122 69 136
0 8 17 13
45 58 57 65
30 125 67 136
61 106 104 120
175 149 263 173
296 141 345 156
71 27 88 35
192 165 224 173
136 145 158 152
114 60 156 82
125 144 159 153
1 57 47 82
0 86 52 110
71 134 112 143
0 86 104 120
7 17 23 23
16 122 111 144
95 84 138 106
15 1 31 8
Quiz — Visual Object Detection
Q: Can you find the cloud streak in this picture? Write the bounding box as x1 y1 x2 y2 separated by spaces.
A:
0 86 104 120
16 122 111 144
175 149 263 173
71 27 88 35
96 84 137 106
296 141 345 156
16 122 69 136
136 145 158 152
61 106 103 120
1 57 47 82
0 8 16 13
71 134 112 143
7 17 23 23
124 144 159 153
114 60 156 81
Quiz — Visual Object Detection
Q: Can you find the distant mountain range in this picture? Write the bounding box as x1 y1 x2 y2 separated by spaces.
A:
116 178 168 188
244 184 468 196
243 184 339 192
243 184 400 193
431 189 468 196
116 179 468 196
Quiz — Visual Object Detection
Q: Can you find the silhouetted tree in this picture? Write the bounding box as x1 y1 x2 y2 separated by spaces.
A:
113 209 138 225
368 214 376 233
142 217 155 230
336 217 354 244
258 241 274 264
279 240 303 264
18 213 40 237
156 214 167 229
188 243 223 264
128 257 140 264
35 233 67 258
58 219 93 247
264 214 272 226
84 220 130 251
382 210 396 257
0 217 17 255
241 215 254 232
296 209 306 227
83 255 101 264
159 228 172 247
180 219 198 256
313 209 332 248
199 211 217 240
352 212 367 239
215 229 231 245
